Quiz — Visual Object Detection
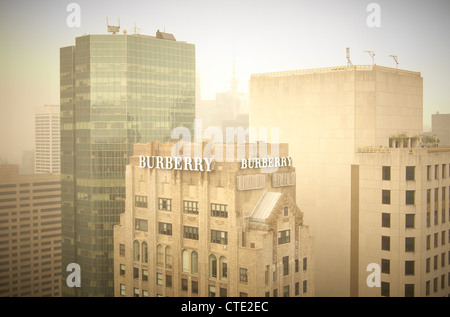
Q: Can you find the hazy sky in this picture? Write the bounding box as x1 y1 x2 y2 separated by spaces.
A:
1 0 449 163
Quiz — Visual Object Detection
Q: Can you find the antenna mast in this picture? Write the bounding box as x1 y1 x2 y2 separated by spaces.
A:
364 50 375 66
106 17 120 34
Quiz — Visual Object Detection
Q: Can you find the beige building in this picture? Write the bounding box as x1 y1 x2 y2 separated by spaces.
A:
356 142 450 297
0 165 62 296
34 105 60 174
249 65 424 296
113 142 313 297
432 112 450 146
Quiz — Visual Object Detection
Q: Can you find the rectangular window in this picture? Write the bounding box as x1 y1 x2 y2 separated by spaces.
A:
278 230 290 245
135 195 147 208
265 265 269 285
220 288 227 297
433 277 438 293
166 274 172 288
441 275 445 290
405 190 415 205
156 273 163 286
382 213 390 228
405 237 415 252
427 212 431 227
406 166 415 181
443 164 447 178
240 268 248 282
119 244 125 256
434 233 439 248
381 282 389 297
211 203 228 218
405 214 415 228
382 236 390 251
404 284 414 297
434 255 438 270
211 230 228 245
181 278 188 291
442 231 446 246
142 269 148 282
382 190 391 205
158 198 172 211
427 165 431 180
302 280 307 294
426 281 430 296
426 258 431 273
142 290 149 297
295 282 300 296
303 257 308 271
435 165 439 179
120 284 126 296
135 218 148 232
120 264 125 276
282 256 289 276
405 261 414 276
295 259 299 273
382 166 391 181
273 289 278 297
381 259 390 274
183 200 199 214
208 285 216 297
133 267 139 279
133 288 139 297
158 222 172 236
192 281 198 294
183 226 199 240
283 206 289 217
283 285 290 297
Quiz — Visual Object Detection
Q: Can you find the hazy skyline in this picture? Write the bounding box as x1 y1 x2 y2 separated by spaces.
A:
1 0 449 163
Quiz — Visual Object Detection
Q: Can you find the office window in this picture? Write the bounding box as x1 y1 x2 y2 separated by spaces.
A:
295 259 299 273
284 206 288 217
119 264 125 276
435 210 439 226
381 259 390 274
133 288 139 297
441 275 445 290
382 213 390 228
183 226 199 240
441 252 445 268
404 284 414 297
220 256 227 280
282 256 289 276
135 195 147 208
209 255 217 278
295 282 300 296
442 231 446 246
303 258 308 271
142 269 148 282
135 218 148 232
156 273 163 286
405 237 415 252
405 214 415 228
220 288 227 297
133 267 139 279
433 277 438 293
382 236 390 251
434 255 438 270
443 164 447 178
302 280 307 294
426 281 430 296
240 268 248 283
382 166 391 180
119 244 125 256
265 291 270 297
120 284 125 296
283 285 290 297
166 274 172 288
133 240 140 261
427 165 431 180
208 285 216 297
273 289 278 297
434 233 439 248
158 222 172 236
192 281 198 294
405 261 414 276
183 200 198 214
382 190 390 205
165 246 172 269
405 191 415 205
406 166 415 181
426 258 431 273
278 229 290 245
381 282 389 297
142 242 148 264
157 245 163 267
142 290 148 297
191 251 198 274
158 198 172 211
427 212 431 227
181 278 188 291
211 203 228 218
435 165 439 179
211 230 228 245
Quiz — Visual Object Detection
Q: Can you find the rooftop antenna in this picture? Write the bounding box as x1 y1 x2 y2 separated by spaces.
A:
346 48 353 67
106 17 120 34
389 55 399 70
364 50 375 66
133 22 141 34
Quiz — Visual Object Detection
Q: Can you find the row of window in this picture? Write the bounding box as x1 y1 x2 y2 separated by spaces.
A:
134 196 228 218
381 231 450 252
382 164 450 181
381 252 450 276
380 273 449 297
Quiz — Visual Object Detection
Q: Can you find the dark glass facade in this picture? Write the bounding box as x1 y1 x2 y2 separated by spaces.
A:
60 33 195 296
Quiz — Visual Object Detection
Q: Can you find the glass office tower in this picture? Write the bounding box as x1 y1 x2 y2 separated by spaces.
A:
60 31 195 296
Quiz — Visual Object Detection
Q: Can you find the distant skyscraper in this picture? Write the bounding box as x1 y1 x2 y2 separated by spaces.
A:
432 112 450 146
60 30 196 296
20 150 34 175
34 105 60 174
0 165 61 297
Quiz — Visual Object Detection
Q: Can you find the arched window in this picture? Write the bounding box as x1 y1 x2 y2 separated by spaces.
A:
142 242 148 264
219 256 227 280
133 240 140 262
209 254 217 278
182 250 189 273
165 246 172 269
157 245 163 267
191 251 198 274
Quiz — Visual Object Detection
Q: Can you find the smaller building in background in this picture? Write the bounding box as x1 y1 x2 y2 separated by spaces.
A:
114 141 313 297
0 165 62 297
34 105 60 174
432 112 450 146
